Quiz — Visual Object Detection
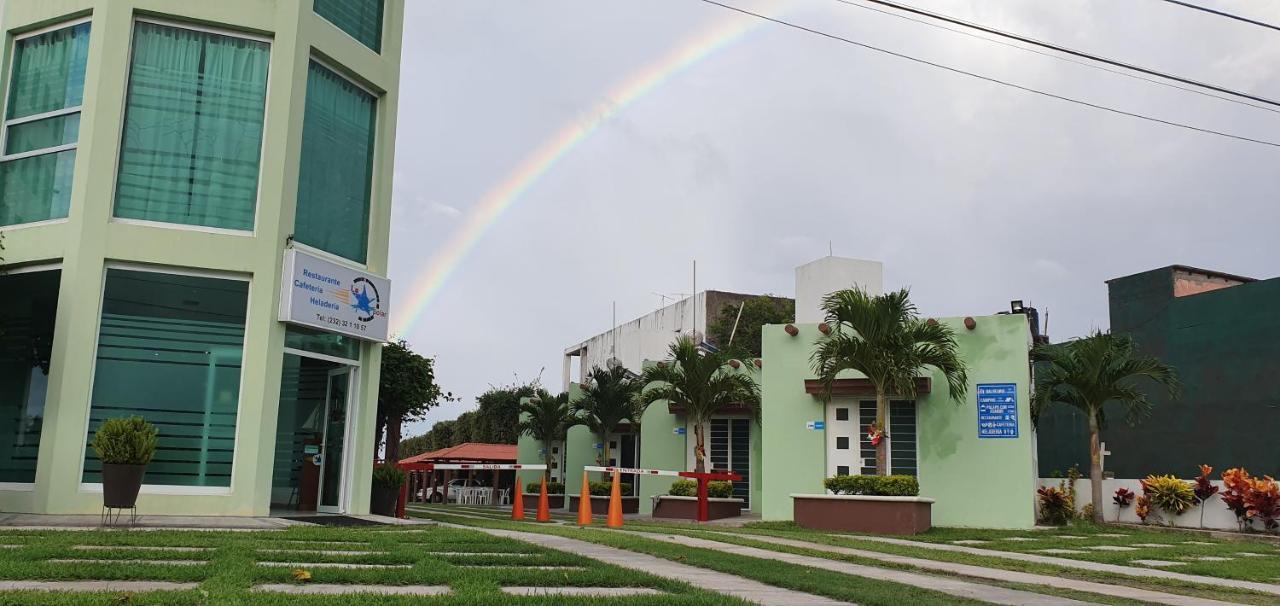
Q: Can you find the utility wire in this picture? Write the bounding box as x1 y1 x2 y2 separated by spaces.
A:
833 0 1280 116
851 0 1280 110
1157 0 1280 33
693 0 1280 149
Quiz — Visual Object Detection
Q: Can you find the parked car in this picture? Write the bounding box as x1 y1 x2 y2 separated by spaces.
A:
420 478 487 503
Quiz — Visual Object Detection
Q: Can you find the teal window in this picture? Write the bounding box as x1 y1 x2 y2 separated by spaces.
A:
83 269 249 487
0 269 60 483
284 325 361 362
295 61 376 263
113 21 270 231
313 0 384 53
0 22 90 226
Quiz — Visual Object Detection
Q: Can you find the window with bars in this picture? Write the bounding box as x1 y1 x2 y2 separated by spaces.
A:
0 21 90 226
858 400 918 476
710 418 752 508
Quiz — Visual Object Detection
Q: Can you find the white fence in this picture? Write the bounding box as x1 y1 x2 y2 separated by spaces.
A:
1038 477 1258 531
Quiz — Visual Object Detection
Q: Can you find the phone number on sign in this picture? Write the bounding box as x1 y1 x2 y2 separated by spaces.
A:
315 313 368 332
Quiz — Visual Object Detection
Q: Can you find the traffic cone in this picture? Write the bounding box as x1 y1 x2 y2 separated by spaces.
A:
577 470 593 526
606 470 624 528
511 473 525 521
536 476 551 522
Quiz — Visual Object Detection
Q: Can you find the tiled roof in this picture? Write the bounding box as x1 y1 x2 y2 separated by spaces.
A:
399 442 517 465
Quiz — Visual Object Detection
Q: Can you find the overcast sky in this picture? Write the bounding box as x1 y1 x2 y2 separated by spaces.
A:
390 0 1280 437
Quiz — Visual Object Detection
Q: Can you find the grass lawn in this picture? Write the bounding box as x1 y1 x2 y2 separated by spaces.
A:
0 524 745 605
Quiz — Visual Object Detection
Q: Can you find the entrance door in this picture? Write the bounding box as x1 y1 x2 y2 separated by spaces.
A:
826 401 860 477
709 418 751 509
317 368 351 513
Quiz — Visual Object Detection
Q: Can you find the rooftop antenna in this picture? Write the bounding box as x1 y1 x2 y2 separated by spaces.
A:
692 259 698 338
828 241 833 257
611 301 617 359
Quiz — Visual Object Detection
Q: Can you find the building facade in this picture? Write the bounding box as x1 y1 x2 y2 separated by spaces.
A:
0 0 403 516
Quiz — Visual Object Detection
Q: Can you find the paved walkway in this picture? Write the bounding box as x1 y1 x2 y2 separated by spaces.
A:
850 535 1280 598
438 523 848 605
675 530 1237 606
631 532 1097 606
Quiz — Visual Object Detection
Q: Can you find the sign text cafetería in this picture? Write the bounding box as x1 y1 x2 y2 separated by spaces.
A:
279 248 391 342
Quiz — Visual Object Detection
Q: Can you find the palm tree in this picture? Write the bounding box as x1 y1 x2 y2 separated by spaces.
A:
811 288 969 477
517 390 577 481
641 337 760 473
574 365 642 470
1032 331 1179 523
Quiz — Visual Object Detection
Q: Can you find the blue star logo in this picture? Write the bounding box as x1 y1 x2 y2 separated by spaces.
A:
351 285 375 316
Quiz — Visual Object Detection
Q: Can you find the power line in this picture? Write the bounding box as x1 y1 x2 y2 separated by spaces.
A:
833 0 1280 115
851 0 1280 110
692 0 1280 149
1157 0 1280 33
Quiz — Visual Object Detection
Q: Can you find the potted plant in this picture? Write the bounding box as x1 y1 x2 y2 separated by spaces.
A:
652 479 744 520
91 416 158 509
370 464 407 516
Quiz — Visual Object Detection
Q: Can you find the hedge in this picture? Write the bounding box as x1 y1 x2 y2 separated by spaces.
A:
668 479 734 498
823 474 919 497
524 481 565 494
588 481 632 496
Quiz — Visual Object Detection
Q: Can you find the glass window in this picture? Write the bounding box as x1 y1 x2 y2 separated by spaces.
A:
313 0 384 53
295 61 375 263
113 21 269 231
0 22 90 226
83 269 249 487
0 270 60 483
284 325 360 361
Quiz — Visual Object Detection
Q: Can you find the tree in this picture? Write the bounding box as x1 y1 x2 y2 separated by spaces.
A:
641 337 760 473
574 365 642 470
811 288 969 476
1032 331 1180 523
707 295 794 358
377 339 452 462
517 390 577 481
474 382 539 445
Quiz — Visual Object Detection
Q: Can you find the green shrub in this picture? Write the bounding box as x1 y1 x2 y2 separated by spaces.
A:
588 481 632 496
371 464 406 489
823 474 919 497
666 479 734 498
1142 474 1195 518
525 481 565 494
1037 485 1073 525
91 417 158 465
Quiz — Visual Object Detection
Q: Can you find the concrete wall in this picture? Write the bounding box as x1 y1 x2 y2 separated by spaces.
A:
1039 477 1249 531
794 257 884 323
761 314 1037 528
0 0 404 516
637 401 685 515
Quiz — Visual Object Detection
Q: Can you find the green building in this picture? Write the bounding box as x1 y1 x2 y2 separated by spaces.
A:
0 0 403 517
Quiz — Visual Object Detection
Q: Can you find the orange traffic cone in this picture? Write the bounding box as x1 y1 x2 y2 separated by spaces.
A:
606 470 624 528
536 476 551 522
511 474 525 521
577 470 593 526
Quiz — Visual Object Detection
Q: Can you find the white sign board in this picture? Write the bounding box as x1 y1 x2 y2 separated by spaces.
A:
279 248 391 342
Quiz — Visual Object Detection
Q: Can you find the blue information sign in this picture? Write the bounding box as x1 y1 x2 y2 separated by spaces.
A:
977 383 1019 438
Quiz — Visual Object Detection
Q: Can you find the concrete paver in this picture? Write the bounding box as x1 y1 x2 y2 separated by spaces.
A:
502 587 665 596
683 532 1235 606
253 583 450 595
442 523 849 605
1132 543 1175 548
636 532 1095 606
48 558 207 566
1037 549 1087 555
850 535 1280 597
256 548 384 556
256 561 412 569
1133 560 1186 568
73 545 211 553
0 580 198 592
1082 546 1137 552
429 551 536 556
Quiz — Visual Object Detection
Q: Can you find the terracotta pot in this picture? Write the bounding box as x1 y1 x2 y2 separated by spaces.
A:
370 485 401 516
102 463 146 509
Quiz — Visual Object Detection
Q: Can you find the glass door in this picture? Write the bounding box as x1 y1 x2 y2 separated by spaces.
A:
317 368 351 513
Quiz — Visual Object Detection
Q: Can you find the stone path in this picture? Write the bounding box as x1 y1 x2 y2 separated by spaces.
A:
0 580 198 592
256 561 412 569
253 583 450 595
257 548 384 556
73 545 210 553
850 535 1280 597
502 587 666 596
48 558 208 567
631 532 1097 606
670 531 1237 606
439 523 849 605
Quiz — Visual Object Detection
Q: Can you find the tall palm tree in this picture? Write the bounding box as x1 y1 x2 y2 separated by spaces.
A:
811 288 969 477
574 365 642 470
1032 331 1179 523
517 390 577 481
641 337 760 473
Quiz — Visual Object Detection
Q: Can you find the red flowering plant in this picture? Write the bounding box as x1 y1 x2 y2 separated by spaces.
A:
1220 468 1252 531
1135 494 1152 524
1113 487 1135 521
866 422 887 447
1192 465 1219 528
1244 476 1280 532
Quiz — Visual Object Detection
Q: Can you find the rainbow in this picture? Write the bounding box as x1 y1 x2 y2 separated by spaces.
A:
392 8 771 336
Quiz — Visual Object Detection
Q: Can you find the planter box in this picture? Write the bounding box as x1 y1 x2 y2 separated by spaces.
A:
652 495 745 521
792 494 934 535
567 495 639 515
520 493 566 509
370 486 400 517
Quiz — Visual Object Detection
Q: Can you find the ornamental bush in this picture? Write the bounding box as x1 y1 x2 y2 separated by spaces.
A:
1037 485 1073 526
823 474 919 497
91 416 158 465
525 481 565 494
1142 474 1196 518
667 479 734 498
588 481 632 496
371 464 406 489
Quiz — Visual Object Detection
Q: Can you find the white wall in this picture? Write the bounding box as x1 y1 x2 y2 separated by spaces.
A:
1039 477 1250 531
795 257 884 323
563 293 705 388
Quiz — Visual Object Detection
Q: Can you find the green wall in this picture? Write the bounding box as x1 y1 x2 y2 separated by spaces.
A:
760 314 1037 528
637 399 684 515
0 0 404 516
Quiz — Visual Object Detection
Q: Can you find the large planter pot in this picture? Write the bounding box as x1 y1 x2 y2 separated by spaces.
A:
370 485 401 516
102 463 147 509
652 495 744 521
567 495 639 514
792 494 934 535
521 494 566 509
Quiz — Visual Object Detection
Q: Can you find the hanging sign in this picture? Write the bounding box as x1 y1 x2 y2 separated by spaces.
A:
977 383 1019 438
279 248 391 342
